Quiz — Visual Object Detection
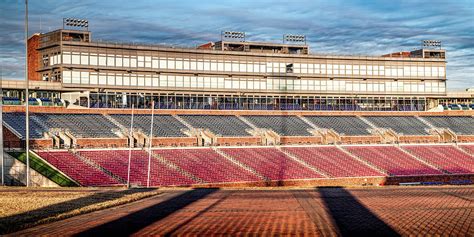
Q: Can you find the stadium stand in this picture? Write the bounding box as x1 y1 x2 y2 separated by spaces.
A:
154 148 260 183
364 116 430 135
110 114 188 137
243 115 313 136
459 145 474 155
282 146 382 177
36 151 119 186
220 147 322 180
179 115 253 137
3 113 46 139
35 113 119 138
304 116 372 135
422 116 474 134
344 146 443 176
402 145 474 174
78 150 196 186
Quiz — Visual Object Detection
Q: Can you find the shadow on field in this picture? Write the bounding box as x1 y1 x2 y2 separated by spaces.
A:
0 188 154 235
74 188 219 236
317 187 399 237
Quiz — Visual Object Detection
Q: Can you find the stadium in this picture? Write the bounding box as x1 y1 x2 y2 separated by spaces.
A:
1 12 473 236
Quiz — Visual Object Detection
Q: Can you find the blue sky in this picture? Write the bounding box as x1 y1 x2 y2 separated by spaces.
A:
1 0 473 89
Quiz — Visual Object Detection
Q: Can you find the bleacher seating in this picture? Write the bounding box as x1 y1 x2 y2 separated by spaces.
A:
283 147 382 177
459 145 474 155
364 116 430 135
79 150 196 186
304 116 371 135
3 113 47 139
244 115 312 136
154 149 260 183
220 148 322 180
111 114 188 137
36 151 119 186
179 115 252 137
422 116 474 134
345 146 443 176
35 113 119 138
403 145 474 174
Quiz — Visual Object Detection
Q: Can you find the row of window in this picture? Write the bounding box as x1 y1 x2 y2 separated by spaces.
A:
62 70 446 94
53 51 446 78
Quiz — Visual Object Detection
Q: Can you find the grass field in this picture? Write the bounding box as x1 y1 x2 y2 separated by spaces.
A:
0 187 162 234
3 185 473 236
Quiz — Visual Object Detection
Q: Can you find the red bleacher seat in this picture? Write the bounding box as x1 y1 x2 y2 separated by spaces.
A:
283 146 383 177
345 146 443 176
220 148 322 181
154 148 261 183
37 151 119 186
403 145 474 174
79 150 196 186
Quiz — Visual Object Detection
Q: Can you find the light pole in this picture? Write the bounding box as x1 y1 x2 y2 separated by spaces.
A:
126 104 134 188
25 0 30 187
1 65 4 186
146 101 155 188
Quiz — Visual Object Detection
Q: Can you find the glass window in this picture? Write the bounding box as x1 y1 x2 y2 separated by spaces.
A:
62 70 72 83
123 56 130 67
89 54 97 66
145 56 152 68
138 75 145 86
130 57 137 67
183 76 190 87
152 75 159 87
90 73 98 85
116 74 123 86
107 73 115 85
63 52 71 64
98 73 107 85
98 54 106 66
159 58 167 69
71 71 80 84
175 75 183 87
116 56 123 67
107 55 115 67
203 60 210 71
123 74 130 86
81 53 89 65
145 75 152 86
80 71 89 84
72 53 80 64
137 56 144 67
175 59 183 70
183 60 190 70
130 74 138 86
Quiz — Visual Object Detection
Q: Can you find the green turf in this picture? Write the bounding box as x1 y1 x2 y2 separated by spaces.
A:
8 152 78 187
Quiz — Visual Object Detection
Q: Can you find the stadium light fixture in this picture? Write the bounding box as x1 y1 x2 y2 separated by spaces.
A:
221 31 246 42
422 40 442 49
283 34 306 45
63 18 89 30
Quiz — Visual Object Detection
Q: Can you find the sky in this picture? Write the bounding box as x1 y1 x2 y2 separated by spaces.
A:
1 0 473 90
